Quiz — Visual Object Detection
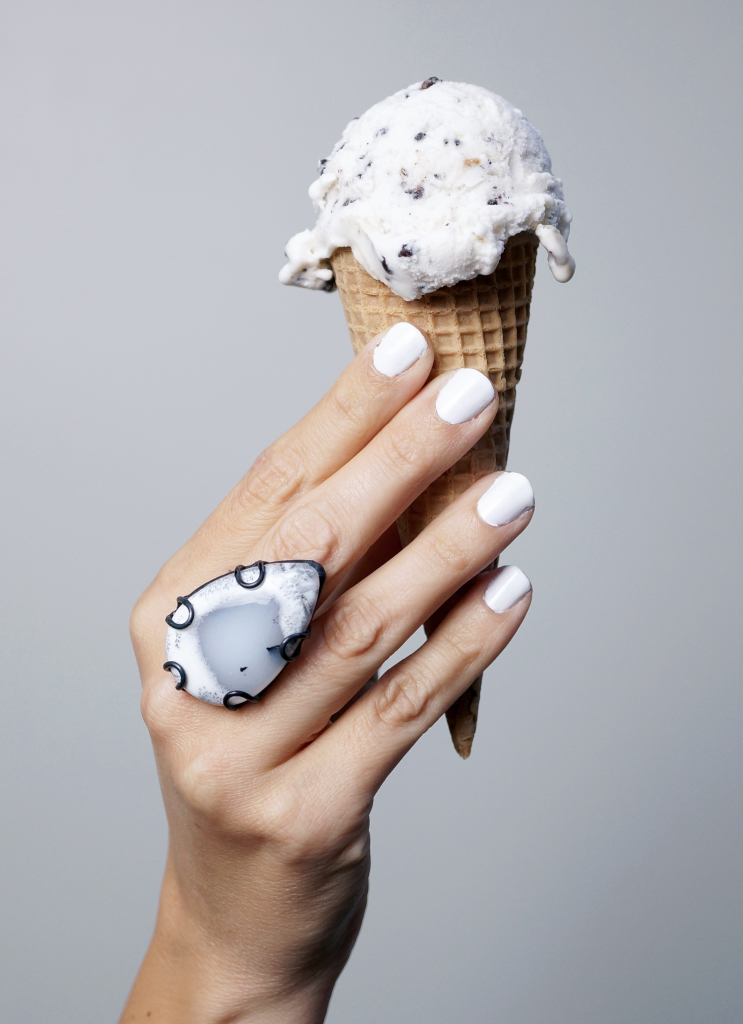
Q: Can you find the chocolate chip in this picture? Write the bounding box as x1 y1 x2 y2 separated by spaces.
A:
405 187 424 199
322 279 336 293
454 139 461 146
414 132 426 141
342 198 358 206
317 157 328 175
487 198 499 205
376 127 388 136
398 245 414 257
400 168 408 177
381 256 391 274
421 77 441 89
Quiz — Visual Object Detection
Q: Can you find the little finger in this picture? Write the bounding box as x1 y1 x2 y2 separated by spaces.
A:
308 565 532 797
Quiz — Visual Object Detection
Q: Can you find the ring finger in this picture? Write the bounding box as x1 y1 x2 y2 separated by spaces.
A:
305 564 533 806
258 469 535 763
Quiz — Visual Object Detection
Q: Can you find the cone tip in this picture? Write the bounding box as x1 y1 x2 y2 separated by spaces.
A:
452 735 473 759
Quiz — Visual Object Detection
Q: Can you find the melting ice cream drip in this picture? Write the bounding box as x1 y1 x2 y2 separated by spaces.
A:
535 224 575 283
279 78 574 300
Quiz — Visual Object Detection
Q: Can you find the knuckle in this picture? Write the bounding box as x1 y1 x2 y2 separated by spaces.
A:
151 736 261 836
374 670 432 728
130 563 190 647
175 749 262 832
272 501 340 565
250 787 305 848
251 781 368 866
243 784 327 863
379 424 424 475
129 593 151 647
241 443 305 510
327 384 366 433
176 753 232 823
140 672 203 750
139 683 173 741
321 593 384 662
438 624 483 671
129 585 161 648
430 532 476 577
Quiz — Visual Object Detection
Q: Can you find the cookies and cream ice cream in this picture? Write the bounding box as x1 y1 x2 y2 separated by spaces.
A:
279 77 574 301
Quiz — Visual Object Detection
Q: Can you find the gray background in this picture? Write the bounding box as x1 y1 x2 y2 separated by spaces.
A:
1 1 741 1021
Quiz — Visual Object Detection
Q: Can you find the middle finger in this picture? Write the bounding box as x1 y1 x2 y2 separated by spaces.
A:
256 367 498 597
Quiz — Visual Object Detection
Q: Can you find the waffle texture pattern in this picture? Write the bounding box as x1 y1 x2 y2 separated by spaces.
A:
330 231 538 756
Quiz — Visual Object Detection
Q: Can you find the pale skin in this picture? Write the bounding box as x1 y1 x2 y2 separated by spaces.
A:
122 328 533 1023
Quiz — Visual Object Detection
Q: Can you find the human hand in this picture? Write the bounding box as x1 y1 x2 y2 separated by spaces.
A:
122 324 534 1023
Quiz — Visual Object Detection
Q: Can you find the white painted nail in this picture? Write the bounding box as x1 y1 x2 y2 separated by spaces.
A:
373 322 428 376
435 368 495 424
483 566 532 613
477 472 535 527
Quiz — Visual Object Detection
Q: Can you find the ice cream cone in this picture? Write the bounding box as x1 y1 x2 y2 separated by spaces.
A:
330 230 539 759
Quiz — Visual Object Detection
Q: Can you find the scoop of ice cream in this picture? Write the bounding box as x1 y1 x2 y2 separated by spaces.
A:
279 78 574 301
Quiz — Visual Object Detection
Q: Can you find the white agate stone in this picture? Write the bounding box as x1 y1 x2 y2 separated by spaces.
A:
164 561 324 707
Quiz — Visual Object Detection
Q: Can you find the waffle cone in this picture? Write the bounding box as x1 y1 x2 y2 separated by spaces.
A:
330 232 538 758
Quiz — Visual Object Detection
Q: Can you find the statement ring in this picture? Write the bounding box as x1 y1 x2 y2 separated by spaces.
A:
163 560 326 709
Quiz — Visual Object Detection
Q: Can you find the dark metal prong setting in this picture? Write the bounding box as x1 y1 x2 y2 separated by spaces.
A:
165 561 326 707
163 661 187 689
278 630 311 662
165 596 195 630
223 690 260 709
235 561 266 589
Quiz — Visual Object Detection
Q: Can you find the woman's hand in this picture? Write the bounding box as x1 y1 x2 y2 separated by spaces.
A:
122 325 534 1024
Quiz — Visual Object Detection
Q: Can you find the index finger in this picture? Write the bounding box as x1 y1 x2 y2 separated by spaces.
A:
162 323 432 584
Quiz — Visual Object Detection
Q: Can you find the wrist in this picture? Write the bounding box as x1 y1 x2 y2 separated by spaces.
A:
120 860 335 1024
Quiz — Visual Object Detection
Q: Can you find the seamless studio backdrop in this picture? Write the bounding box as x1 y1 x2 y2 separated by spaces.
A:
1 2 742 1022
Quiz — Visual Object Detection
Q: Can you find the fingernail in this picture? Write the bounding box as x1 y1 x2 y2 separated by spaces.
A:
484 565 532 613
435 368 495 424
373 323 428 377
477 472 535 526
